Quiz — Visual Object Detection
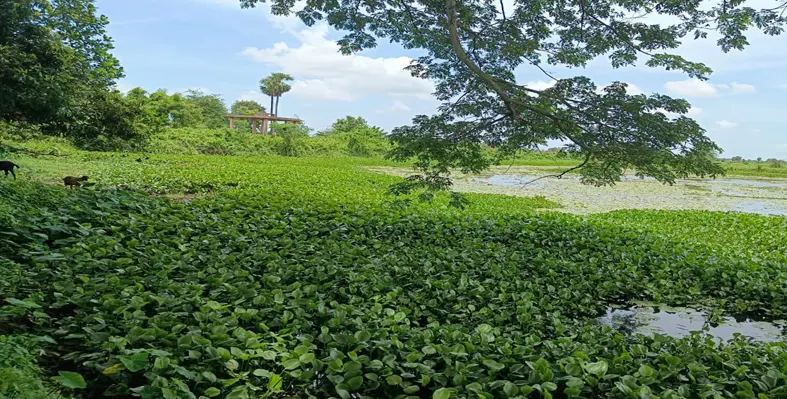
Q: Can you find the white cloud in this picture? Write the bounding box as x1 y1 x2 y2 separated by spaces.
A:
716 120 738 129
664 79 719 97
686 107 703 117
376 100 412 114
623 83 644 95
730 83 756 94
238 90 267 104
241 25 434 102
664 79 756 97
390 101 411 112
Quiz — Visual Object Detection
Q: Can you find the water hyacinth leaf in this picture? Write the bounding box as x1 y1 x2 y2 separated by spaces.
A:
161 388 177 399
204 387 221 397
584 361 609 377
434 388 452 399
5 298 42 308
482 359 505 372
422 345 437 355
346 375 364 390
119 353 149 372
283 359 301 370
387 375 403 385
268 373 283 391
102 363 124 375
56 371 87 389
299 353 315 363
503 382 518 396
638 365 656 378
203 371 218 382
354 330 372 342
226 359 240 371
542 382 558 391
404 385 421 394
226 387 249 399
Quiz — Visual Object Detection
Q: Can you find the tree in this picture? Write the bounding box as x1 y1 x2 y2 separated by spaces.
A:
231 100 266 115
261 73 294 116
184 89 228 129
1 0 125 145
323 116 373 135
1 0 122 124
230 99 266 131
260 77 276 117
147 90 203 128
271 73 293 116
67 89 151 150
240 0 786 202
1 0 70 124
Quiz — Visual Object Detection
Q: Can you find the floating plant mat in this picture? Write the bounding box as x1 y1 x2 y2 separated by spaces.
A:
597 303 787 343
367 165 787 215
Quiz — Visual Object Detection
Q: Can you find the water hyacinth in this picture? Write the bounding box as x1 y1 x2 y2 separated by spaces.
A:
1 156 786 398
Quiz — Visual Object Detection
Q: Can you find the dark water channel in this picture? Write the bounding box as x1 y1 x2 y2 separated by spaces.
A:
597 304 786 342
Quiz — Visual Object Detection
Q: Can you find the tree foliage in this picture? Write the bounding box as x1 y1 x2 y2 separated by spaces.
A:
184 89 229 129
319 115 383 136
0 0 131 147
0 0 72 124
230 99 266 131
124 88 231 131
230 99 266 115
240 0 787 195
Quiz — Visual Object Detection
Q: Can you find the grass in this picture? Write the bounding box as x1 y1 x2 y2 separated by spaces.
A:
721 161 787 179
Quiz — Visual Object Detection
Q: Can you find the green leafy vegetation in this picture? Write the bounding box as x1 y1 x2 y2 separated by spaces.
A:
591 210 787 265
2 155 787 398
3 0 787 397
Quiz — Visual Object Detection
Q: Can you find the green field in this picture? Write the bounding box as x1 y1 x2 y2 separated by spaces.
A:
2 149 787 399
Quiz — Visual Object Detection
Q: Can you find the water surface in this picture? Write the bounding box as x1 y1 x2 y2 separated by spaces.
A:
597 304 785 342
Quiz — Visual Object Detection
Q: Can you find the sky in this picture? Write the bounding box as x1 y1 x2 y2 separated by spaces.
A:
98 0 787 159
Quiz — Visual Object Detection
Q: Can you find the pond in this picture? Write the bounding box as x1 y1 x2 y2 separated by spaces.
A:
597 303 786 343
369 166 787 215
470 168 787 215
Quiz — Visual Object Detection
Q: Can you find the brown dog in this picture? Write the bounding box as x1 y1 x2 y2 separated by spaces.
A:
63 175 89 189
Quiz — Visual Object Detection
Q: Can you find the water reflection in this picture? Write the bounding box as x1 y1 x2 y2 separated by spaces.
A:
480 175 547 188
597 304 786 342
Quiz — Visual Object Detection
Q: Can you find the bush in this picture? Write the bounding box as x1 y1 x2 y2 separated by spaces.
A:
145 127 390 158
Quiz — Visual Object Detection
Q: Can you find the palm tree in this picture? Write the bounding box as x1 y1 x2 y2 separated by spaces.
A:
271 73 293 116
259 77 276 116
260 73 294 117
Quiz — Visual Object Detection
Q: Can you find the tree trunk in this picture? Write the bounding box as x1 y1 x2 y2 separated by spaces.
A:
269 96 274 115
275 96 280 116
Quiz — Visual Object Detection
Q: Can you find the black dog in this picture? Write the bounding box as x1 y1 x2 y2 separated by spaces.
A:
0 161 20 179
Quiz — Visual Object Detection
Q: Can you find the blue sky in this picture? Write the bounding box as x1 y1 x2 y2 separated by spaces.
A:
98 0 787 159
